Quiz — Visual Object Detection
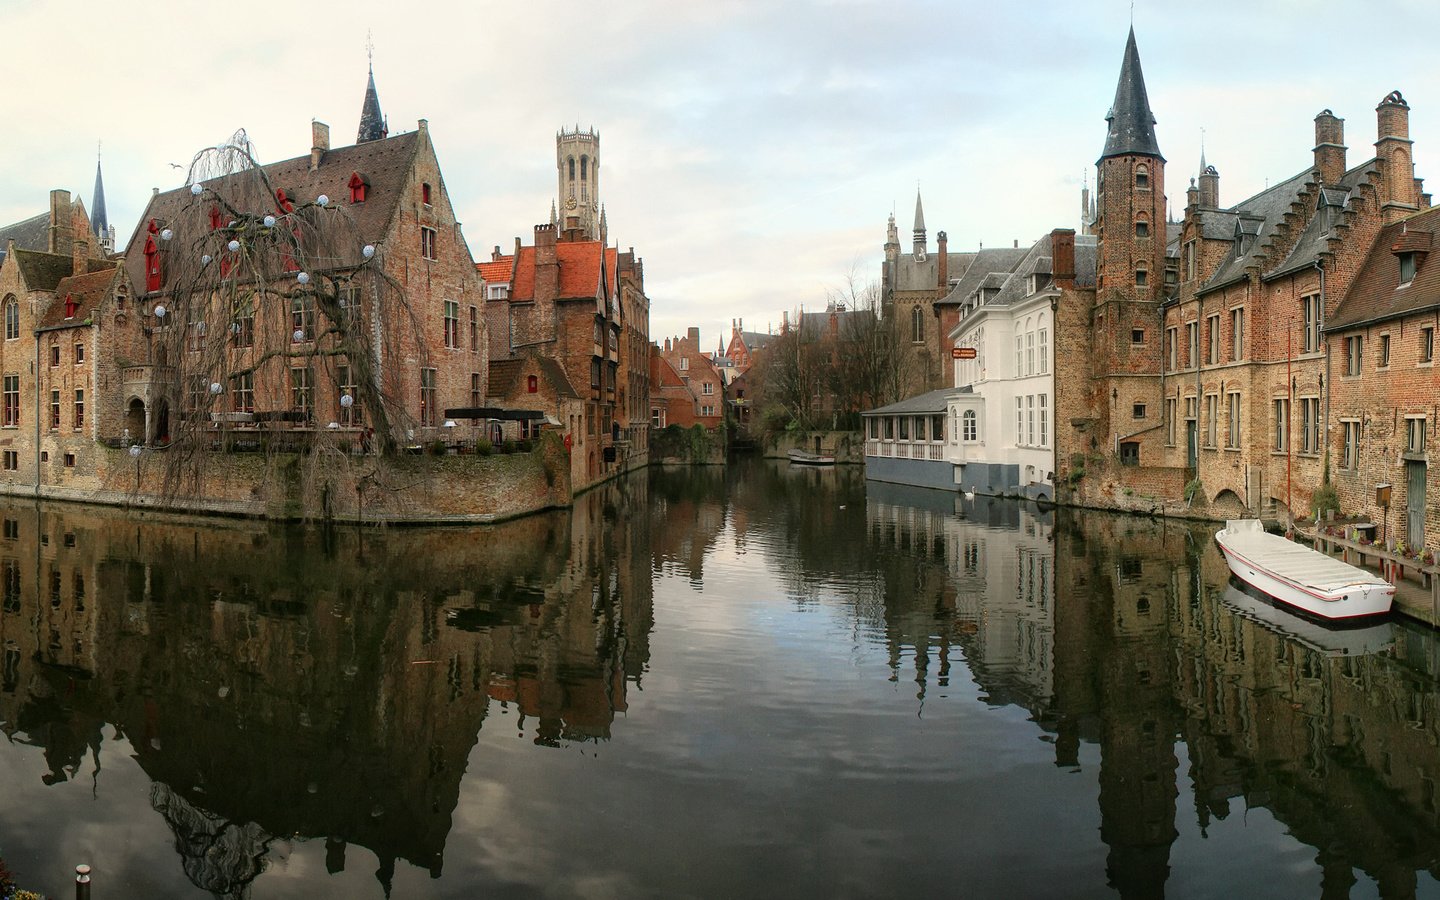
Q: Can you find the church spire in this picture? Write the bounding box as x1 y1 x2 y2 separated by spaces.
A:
357 51 388 144
1099 27 1163 163
91 153 108 240
912 188 927 257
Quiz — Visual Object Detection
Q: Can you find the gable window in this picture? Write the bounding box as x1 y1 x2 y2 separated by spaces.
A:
1300 397 1320 453
2 376 16 428
2 298 16 341
422 183 432 205
911 306 924 343
1400 252 1417 285
1342 420 1360 469
421 227 437 260
1183 240 1196 282
1227 391 1241 449
443 300 459 349
1345 335 1362 376
348 172 369 203
527 374 538 394
1407 416 1427 454
1301 294 1321 352
420 368 438 426
1274 398 1290 451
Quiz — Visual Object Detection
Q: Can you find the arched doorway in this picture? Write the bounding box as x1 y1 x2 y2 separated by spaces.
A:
125 398 145 444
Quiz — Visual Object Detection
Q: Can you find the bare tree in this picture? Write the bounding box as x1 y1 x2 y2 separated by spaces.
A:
829 275 910 415
144 131 425 502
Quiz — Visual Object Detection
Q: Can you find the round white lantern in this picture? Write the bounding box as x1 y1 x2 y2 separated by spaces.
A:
153 305 167 318
296 272 310 285
362 244 376 259
160 228 173 241
190 183 203 196
209 382 222 394
293 329 306 342
129 445 141 458
263 215 276 228
317 195 329 207
227 239 240 252
340 394 354 408
200 254 211 266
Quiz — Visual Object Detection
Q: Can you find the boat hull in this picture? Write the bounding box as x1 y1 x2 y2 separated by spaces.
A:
1215 527 1394 620
788 451 835 466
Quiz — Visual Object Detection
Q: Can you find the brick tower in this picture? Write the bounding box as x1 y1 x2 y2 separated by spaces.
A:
1094 27 1166 301
556 127 600 240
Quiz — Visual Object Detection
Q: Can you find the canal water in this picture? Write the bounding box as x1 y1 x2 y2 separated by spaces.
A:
1 460 1439 897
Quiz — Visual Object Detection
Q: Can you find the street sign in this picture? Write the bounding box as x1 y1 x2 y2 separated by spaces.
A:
952 347 977 359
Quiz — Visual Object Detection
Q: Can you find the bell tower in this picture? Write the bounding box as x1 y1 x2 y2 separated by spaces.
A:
556 127 601 240
1094 27 1166 301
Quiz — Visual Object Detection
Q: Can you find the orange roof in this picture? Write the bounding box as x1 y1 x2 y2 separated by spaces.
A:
38 267 118 330
507 239 617 302
476 256 513 283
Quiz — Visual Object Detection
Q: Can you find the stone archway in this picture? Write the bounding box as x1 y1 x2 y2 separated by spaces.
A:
124 398 145 445
1211 489 1246 518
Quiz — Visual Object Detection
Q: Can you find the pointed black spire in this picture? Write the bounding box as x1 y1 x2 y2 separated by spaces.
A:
91 156 108 238
357 63 387 144
1100 28 1164 163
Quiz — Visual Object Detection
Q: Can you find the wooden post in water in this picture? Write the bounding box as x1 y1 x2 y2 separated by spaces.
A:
75 864 91 900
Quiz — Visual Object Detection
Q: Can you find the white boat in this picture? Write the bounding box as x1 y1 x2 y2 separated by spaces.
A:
1214 519 1394 620
1220 583 1394 656
788 449 835 466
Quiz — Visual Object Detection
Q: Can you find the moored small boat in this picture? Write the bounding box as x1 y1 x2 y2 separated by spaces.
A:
788 449 836 466
1214 519 1394 620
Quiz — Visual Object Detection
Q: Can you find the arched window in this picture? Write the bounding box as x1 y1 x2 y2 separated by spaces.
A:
1136 164 1150 189
962 410 977 441
1135 214 1149 238
580 156 588 181
3 297 16 340
1135 267 1149 287
568 157 576 181
911 306 924 343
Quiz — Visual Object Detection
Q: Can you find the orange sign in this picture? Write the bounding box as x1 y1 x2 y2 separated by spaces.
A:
952 347 977 359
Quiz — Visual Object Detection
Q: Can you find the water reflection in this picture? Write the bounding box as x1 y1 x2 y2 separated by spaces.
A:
0 479 651 897
4 462 1440 896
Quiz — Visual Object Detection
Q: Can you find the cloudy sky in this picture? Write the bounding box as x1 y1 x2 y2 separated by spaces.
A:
3 0 1439 349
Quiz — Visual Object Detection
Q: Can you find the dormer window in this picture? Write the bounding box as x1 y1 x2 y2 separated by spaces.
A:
1135 164 1150 189
349 172 369 204
208 204 223 231
1400 252 1417 285
275 188 295 214
63 295 77 319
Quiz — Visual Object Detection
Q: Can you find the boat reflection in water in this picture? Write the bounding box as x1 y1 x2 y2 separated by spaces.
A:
1221 581 1396 657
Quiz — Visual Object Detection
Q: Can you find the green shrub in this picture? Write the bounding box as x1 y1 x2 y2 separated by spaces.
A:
1310 483 1340 520
475 438 494 456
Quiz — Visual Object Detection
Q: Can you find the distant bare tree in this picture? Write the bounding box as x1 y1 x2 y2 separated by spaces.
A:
829 275 910 415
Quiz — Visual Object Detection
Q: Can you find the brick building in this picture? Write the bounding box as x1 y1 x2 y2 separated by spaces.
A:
1325 203 1440 551
657 327 723 428
721 319 775 374
648 347 697 429
1060 29 1429 523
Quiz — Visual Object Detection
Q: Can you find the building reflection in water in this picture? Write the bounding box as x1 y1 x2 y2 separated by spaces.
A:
0 477 652 897
865 477 1440 897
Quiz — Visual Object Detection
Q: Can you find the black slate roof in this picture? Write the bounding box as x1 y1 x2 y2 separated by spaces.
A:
1099 28 1164 163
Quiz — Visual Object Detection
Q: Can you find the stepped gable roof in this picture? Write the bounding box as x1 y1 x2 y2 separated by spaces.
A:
123 131 422 294
38 265 119 330
12 249 74 292
476 256 513 283
1267 160 1380 279
891 251 978 293
936 246 1029 307
1197 166 1313 294
1327 205 1440 331
0 212 49 257
1100 28 1164 163
863 387 954 417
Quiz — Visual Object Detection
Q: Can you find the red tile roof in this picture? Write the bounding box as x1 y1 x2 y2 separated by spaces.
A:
506 239 617 303
476 257 513 283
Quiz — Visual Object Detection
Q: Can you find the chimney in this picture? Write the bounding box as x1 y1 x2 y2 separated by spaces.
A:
687 326 700 347
1313 109 1346 186
493 245 502 261
534 223 559 302
1198 164 1220 208
782 310 790 334
1013 239 1019 248
1051 229 1076 289
310 120 330 171
72 226 89 276
1186 177 1200 211
937 230 949 290
48 190 73 255
1376 91 1418 222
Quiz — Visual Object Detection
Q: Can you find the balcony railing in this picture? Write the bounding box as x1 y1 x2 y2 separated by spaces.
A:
865 439 947 460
